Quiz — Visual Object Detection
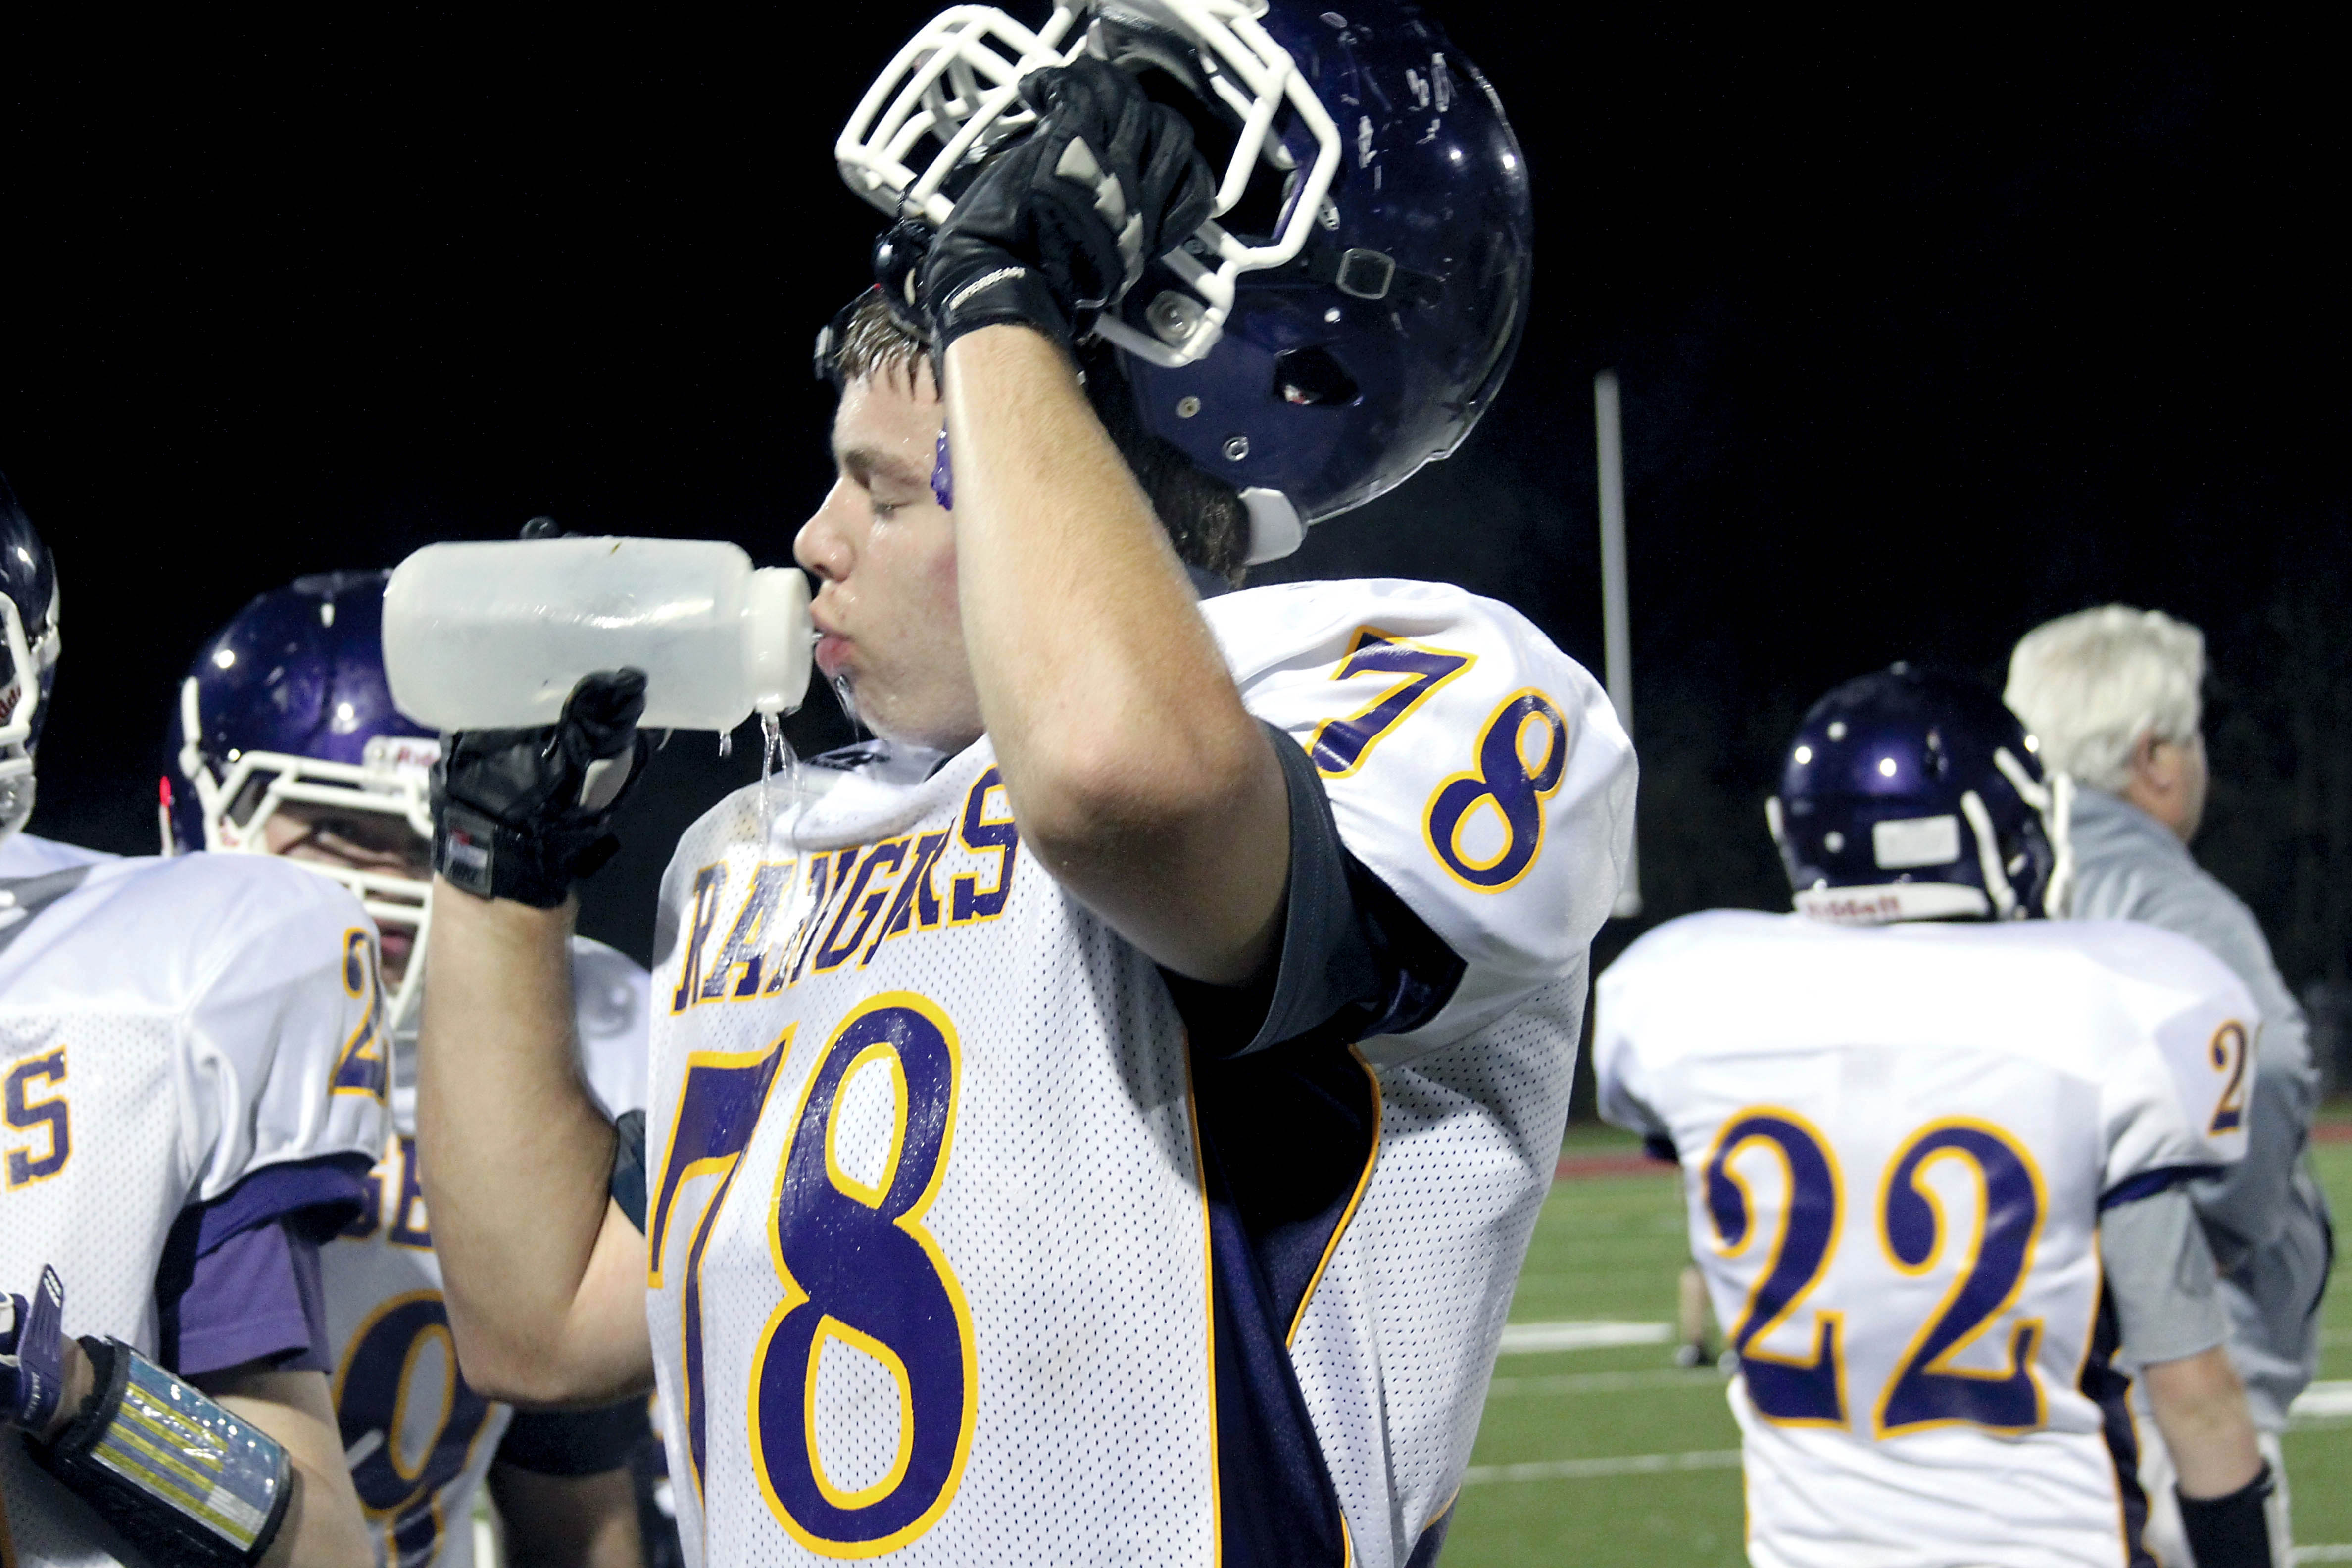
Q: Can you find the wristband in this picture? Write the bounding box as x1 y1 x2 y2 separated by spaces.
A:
925 257 1075 355
35 1336 293 1567
435 800 620 908
2177 1461 2273 1568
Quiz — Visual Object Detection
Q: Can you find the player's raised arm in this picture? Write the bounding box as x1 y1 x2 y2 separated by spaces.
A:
415 678 658 1405
902 59 1291 986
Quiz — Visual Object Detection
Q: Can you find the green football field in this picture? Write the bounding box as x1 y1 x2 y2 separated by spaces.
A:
1443 1123 2352 1567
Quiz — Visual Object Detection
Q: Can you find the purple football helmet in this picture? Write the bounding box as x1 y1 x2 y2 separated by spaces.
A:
836 0 1532 560
165 571 439 1026
1769 664 2073 924
0 471 62 843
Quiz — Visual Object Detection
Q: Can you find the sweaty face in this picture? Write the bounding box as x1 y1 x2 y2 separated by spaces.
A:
795 370 980 754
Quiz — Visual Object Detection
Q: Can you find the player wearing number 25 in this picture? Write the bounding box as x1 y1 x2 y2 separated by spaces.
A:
0 474 382 1565
1598 667 2276 1568
413 5 1634 1566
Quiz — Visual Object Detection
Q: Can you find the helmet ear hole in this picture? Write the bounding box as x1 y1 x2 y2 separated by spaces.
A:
1273 346 1359 407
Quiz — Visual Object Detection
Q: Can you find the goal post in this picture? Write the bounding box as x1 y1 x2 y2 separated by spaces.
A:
1594 370 1642 919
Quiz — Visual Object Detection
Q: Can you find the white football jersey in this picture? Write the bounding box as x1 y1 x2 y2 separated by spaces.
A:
0 832 112 877
324 935 651 1568
0 847 390 1566
644 579 1634 1568
1596 910 2259 1568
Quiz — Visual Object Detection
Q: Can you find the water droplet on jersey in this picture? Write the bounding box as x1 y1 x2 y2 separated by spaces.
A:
758 709 801 848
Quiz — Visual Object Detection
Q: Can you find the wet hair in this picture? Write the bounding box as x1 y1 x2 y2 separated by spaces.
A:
830 290 1249 583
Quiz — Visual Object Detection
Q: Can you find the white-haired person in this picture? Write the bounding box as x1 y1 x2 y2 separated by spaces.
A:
2008 604 2329 1567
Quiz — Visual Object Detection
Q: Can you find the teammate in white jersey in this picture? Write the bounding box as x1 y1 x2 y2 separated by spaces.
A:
1597 666 2278 1568
0 472 381 1565
407 7 1636 1565
162 570 661 1568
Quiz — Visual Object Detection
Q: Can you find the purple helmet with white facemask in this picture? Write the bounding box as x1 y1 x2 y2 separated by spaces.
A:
836 0 1532 561
164 571 440 1028
1769 664 2073 925
0 471 62 844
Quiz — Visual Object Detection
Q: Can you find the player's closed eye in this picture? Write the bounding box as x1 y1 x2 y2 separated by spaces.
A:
297 816 424 869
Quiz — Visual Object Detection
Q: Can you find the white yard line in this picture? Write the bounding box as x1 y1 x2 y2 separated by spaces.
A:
1463 1449 1743 1485
1497 1320 1672 1354
2288 1380 2352 1422
2290 1548 2352 1564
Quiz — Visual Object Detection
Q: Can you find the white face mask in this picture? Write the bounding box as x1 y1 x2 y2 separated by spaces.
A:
0 584 61 847
172 673 440 1035
835 0 1344 370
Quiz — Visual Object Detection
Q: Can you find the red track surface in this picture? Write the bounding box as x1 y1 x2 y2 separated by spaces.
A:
1554 1152 1674 1180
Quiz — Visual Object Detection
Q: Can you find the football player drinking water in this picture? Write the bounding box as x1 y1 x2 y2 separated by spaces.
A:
1597 667 2276 1568
163 569 664 1568
0 472 380 1567
407 4 1636 1564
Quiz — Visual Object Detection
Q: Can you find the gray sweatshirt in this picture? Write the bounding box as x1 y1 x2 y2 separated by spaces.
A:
2066 787 2333 1429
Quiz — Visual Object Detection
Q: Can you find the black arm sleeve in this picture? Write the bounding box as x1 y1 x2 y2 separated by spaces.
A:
2177 1464 2274 1568
1161 722 1464 1059
497 1398 654 1478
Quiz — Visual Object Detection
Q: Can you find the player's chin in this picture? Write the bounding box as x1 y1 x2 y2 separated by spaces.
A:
377 930 415 979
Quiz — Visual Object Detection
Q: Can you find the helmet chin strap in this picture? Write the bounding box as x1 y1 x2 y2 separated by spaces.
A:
1992 746 2074 918
1239 488 1303 564
1958 789 2019 919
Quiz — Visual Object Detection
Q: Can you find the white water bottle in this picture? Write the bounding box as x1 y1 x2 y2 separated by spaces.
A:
381 537 813 732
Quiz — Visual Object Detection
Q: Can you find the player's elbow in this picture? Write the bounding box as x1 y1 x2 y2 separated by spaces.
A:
446 1318 606 1409
2142 1343 2261 1495
1017 719 1273 869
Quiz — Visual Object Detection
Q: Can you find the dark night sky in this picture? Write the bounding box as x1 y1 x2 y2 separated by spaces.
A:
5 14 2345 983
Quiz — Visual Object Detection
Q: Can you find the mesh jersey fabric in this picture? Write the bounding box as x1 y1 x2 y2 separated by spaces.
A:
641 578 1634 1567
0 848 389 1566
1595 910 2259 1568
322 934 651 1568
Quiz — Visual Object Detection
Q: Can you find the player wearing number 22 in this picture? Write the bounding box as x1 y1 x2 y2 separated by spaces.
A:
412 5 1633 1567
1598 667 2278 1568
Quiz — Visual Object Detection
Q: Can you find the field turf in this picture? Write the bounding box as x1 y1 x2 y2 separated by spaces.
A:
1442 1120 2352 1566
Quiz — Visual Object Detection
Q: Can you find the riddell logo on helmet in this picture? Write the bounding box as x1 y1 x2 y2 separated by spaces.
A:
364 735 442 777
0 678 21 725
1801 891 1906 923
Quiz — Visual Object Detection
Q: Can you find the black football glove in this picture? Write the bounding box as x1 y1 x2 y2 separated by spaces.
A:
915 54 1216 352
0 1266 68 1434
431 669 651 908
